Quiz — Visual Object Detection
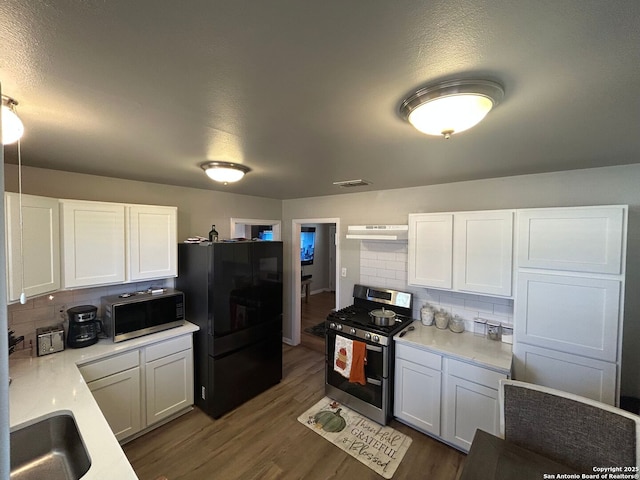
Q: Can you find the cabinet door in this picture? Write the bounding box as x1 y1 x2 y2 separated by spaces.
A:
145 348 194 426
87 367 142 442
408 213 453 289
513 343 616 405
517 206 625 274
394 357 441 436
61 200 125 287
127 205 177 281
453 211 513 296
5 193 60 301
515 272 621 362
442 373 500 452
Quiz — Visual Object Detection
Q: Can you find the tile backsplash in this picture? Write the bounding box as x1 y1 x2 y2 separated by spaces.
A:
359 240 513 332
7 278 174 353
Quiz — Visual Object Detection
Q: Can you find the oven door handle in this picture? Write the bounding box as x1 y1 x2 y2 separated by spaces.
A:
366 377 382 386
366 344 383 353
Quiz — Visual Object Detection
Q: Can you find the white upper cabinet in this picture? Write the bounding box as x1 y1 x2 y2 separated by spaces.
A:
127 205 177 281
517 206 625 274
408 213 453 289
408 210 514 296
61 200 126 288
453 211 513 297
5 193 61 301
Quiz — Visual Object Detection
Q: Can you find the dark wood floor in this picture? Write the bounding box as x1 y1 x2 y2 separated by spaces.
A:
123 343 465 480
300 290 335 353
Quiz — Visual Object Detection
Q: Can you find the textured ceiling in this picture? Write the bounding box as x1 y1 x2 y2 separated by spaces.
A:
1 1 639 199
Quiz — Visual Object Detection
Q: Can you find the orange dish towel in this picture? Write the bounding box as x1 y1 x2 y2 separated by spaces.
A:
349 340 367 385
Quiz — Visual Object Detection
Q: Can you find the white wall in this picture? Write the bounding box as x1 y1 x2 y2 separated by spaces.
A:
283 164 640 398
4 164 282 242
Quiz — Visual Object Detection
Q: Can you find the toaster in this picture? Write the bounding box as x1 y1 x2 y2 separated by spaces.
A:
36 324 65 356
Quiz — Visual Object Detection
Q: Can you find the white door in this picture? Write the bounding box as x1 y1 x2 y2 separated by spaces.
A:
394 357 442 436
87 367 142 441
515 272 621 362
127 205 177 281
408 213 453 289
442 374 500 452
513 343 616 405
146 349 194 426
453 210 513 296
517 206 625 274
5 193 60 301
61 200 125 287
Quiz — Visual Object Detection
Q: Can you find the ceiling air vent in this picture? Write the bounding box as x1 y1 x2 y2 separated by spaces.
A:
332 179 371 188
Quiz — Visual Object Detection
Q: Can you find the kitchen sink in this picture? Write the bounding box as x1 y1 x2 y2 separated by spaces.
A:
10 413 91 480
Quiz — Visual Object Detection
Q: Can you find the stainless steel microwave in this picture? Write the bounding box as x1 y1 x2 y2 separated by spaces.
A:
101 289 185 343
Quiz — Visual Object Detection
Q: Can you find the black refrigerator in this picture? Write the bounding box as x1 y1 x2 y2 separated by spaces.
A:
177 241 283 419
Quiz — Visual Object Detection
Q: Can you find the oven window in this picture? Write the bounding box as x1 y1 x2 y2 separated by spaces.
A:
326 332 385 408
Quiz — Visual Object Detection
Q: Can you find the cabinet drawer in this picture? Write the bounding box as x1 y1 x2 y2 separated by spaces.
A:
79 350 139 383
445 358 506 389
146 335 192 363
396 343 442 370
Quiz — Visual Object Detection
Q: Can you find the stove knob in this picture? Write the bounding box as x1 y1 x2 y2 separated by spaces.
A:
373 335 380 343
350 328 356 335
336 324 343 331
329 322 336 330
364 332 371 340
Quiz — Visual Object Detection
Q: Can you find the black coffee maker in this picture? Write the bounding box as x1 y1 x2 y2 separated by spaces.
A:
67 305 101 348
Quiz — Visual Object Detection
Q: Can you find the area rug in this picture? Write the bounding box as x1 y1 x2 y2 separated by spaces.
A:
297 397 412 479
303 321 326 338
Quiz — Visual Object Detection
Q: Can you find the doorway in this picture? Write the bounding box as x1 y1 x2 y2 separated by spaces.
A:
291 218 340 346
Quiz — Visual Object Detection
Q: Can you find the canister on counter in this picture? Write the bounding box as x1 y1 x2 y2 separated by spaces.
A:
487 321 502 341
420 304 435 326
473 317 487 336
501 324 513 344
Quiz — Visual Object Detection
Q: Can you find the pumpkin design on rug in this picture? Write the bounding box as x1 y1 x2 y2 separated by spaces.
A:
314 408 347 432
298 397 412 479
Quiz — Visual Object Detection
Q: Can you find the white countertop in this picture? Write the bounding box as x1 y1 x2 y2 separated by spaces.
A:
9 321 199 480
394 322 513 375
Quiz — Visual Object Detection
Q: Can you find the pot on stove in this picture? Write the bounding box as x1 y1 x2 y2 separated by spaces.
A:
369 307 396 326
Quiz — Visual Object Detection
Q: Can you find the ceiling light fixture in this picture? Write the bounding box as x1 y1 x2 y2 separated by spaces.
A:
201 161 251 184
399 79 504 139
2 95 25 145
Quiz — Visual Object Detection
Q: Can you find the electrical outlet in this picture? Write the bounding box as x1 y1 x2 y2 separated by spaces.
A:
341 267 347 277
58 305 67 320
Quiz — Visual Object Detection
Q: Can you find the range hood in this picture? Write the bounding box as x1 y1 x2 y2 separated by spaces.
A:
346 225 409 241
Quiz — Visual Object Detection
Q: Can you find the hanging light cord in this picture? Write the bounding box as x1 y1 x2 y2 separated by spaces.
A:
16 123 26 304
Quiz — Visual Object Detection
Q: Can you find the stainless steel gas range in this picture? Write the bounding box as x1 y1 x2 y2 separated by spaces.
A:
325 284 414 425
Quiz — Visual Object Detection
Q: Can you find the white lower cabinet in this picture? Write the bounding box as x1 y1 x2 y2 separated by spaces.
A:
79 334 194 443
394 343 508 452
395 345 442 436
80 350 142 442
145 335 194 426
512 342 616 405
441 359 505 451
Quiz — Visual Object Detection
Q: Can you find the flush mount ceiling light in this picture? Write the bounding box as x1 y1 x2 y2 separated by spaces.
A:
201 161 251 184
399 79 504 139
2 95 25 145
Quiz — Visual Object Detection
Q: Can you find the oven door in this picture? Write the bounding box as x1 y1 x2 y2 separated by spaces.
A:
325 329 387 409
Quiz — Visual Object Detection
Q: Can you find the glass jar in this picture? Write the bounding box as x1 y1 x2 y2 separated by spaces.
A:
487 321 502 341
434 310 449 329
420 304 434 326
474 318 487 336
449 315 465 333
